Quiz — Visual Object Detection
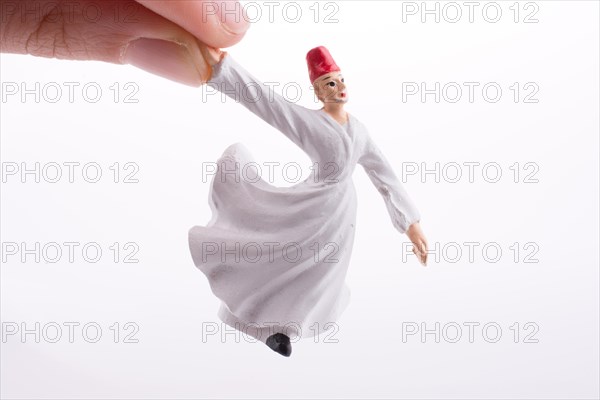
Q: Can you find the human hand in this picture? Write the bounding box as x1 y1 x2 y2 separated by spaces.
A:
406 222 428 267
0 0 250 86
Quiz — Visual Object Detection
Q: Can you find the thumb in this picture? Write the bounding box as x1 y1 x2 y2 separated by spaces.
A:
0 0 249 87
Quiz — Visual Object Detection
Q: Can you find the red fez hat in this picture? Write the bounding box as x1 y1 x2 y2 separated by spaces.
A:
306 46 340 84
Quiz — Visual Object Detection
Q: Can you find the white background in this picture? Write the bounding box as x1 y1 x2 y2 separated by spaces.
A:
1 1 599 398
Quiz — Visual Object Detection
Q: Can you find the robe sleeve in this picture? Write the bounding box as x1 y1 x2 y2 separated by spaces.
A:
358 134 421 234
208 53 305 148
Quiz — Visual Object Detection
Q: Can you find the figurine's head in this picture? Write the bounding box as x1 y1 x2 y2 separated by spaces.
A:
306 46 348 104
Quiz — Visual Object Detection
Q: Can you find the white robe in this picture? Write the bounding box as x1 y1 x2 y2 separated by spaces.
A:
188 54 421 343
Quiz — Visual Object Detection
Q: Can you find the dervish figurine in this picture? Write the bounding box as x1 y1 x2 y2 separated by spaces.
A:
189 46 429 357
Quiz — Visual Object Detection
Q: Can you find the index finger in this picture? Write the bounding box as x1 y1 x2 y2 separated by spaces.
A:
135 0 250 48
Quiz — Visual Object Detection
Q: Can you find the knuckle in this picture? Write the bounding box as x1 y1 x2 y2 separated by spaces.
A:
24 8 69 58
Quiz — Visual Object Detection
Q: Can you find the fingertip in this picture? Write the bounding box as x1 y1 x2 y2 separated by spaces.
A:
218 1 251 36
136 0 250 48
205 1 251 47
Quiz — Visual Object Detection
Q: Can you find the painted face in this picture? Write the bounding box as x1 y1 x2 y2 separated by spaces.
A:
314 71 347 104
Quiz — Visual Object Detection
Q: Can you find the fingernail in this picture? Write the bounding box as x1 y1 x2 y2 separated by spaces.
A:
123 38 207 87
218 0 250 35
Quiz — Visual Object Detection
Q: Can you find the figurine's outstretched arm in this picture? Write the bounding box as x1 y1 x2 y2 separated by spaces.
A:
206 51 306 148
358 135 421 235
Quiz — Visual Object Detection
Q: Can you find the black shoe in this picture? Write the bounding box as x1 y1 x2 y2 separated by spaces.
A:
265 333 292 357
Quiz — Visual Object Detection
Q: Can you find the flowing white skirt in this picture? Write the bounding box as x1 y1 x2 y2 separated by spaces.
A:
189 143 356 343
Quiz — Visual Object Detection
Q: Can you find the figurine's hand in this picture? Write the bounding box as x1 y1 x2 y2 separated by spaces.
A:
203 47 226 67
0 1 250 87
406 222 428 267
